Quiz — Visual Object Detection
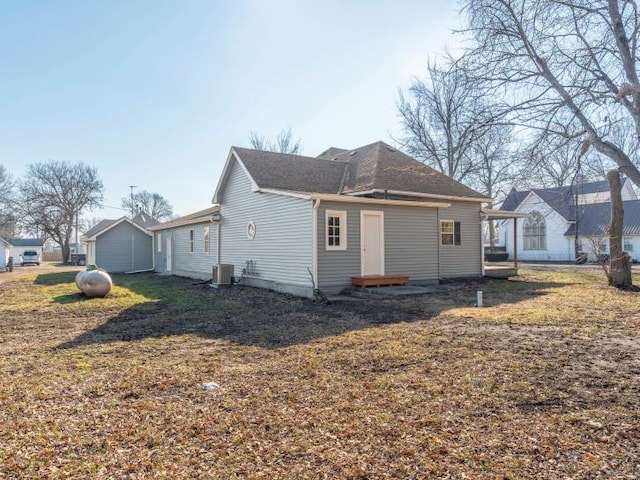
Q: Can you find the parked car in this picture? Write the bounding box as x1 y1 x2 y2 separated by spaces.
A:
21 250 40 266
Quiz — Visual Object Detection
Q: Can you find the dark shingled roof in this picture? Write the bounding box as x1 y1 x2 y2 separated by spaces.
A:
564 200 640 236
132 213 160 229
7 238 44 247
83 219 117 239
233 147 347 194
500 180 628 221
232 141 488 200
316 147 349 159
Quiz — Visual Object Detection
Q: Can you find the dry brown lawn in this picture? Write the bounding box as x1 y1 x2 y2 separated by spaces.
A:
0 266 639 479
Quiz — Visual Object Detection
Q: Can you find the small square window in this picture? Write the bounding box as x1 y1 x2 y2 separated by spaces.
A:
326 210 347 251
441 220 461 246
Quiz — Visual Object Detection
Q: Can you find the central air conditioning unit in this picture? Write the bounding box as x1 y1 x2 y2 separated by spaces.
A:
212 264 234 285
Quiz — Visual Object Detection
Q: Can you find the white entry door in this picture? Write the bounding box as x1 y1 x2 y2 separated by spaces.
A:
166 237 172 272
361 211 384 276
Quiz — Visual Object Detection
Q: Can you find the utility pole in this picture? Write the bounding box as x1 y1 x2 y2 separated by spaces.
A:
130 185 137 272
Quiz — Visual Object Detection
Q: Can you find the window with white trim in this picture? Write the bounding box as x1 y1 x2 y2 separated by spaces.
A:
157 233 162 253
624 237 634 252
326 210 347 250
440 220 461 246
189 229 194 253
204 227 210 254
523 211 546 250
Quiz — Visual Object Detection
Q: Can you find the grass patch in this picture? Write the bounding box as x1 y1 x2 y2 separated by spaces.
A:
0 266 639 478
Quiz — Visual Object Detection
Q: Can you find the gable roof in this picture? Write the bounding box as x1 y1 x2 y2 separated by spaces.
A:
148 205 220 231
214 141 488 203
81 216 153 241
7 238 44 247
83 219 118 239
564 199 640 236
0 237 11 248
316 147 349 159
501 179 632 221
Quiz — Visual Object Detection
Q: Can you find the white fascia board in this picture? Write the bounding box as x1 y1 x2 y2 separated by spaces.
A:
310 193 450 209
85 217 152 241
514 191 543 213
347 188 491 204
257 188 312 200
212 148 260 204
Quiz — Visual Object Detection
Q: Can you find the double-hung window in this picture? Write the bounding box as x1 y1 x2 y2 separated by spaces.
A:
440 220 461 246
189 229 194 253
326 210 347 250
204 227 210 254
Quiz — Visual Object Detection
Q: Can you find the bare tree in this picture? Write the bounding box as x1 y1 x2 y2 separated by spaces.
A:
463 0 640 189
468 124 517 246
249 128 303 154
607 169 633 287
19 161 104 264
397 59 510 183
121 190 173 220
0 165 17 238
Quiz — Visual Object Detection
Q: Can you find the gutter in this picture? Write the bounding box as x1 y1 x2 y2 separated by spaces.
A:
347 188 492 204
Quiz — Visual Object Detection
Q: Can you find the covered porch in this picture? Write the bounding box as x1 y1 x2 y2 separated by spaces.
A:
481 209 529 279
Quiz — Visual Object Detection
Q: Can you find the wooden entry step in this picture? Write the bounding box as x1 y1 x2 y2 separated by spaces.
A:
351 275 410 288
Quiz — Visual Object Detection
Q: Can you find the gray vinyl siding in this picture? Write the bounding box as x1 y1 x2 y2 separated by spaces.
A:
95 223 153 272
317 202 440 292
219 161 313 290
438 202 483 278
153 223 217 280
171 223 217 280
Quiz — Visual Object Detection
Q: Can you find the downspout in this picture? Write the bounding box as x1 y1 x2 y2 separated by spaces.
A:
216 221 221 266
312 198 321 291
480 212 487 277
436 208 441 280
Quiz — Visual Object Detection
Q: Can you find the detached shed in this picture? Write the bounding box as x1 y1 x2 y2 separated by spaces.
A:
82 213 158 273
7 238 44 262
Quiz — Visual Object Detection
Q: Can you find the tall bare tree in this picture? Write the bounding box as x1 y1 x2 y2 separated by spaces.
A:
121 190 173 220
397 59 509 183
249 127 303 154
19 161 103 263
463 0 640 189
0 165 17 238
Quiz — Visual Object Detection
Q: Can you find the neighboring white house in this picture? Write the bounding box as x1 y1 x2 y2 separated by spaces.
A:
6 238 45 263
150 140 491 297
0 237 11 270
500 179 640 261
81 213 158 272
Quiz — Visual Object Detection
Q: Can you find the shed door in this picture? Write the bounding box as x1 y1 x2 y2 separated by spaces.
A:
166 237 172 272
361 211 384 276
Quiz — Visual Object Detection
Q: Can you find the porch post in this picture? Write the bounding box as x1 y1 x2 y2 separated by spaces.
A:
513 218 519 271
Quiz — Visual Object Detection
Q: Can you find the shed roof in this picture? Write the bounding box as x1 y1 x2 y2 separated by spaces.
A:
6 238 45 247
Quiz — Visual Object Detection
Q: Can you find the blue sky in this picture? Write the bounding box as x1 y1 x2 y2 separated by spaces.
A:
0 1 462 219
